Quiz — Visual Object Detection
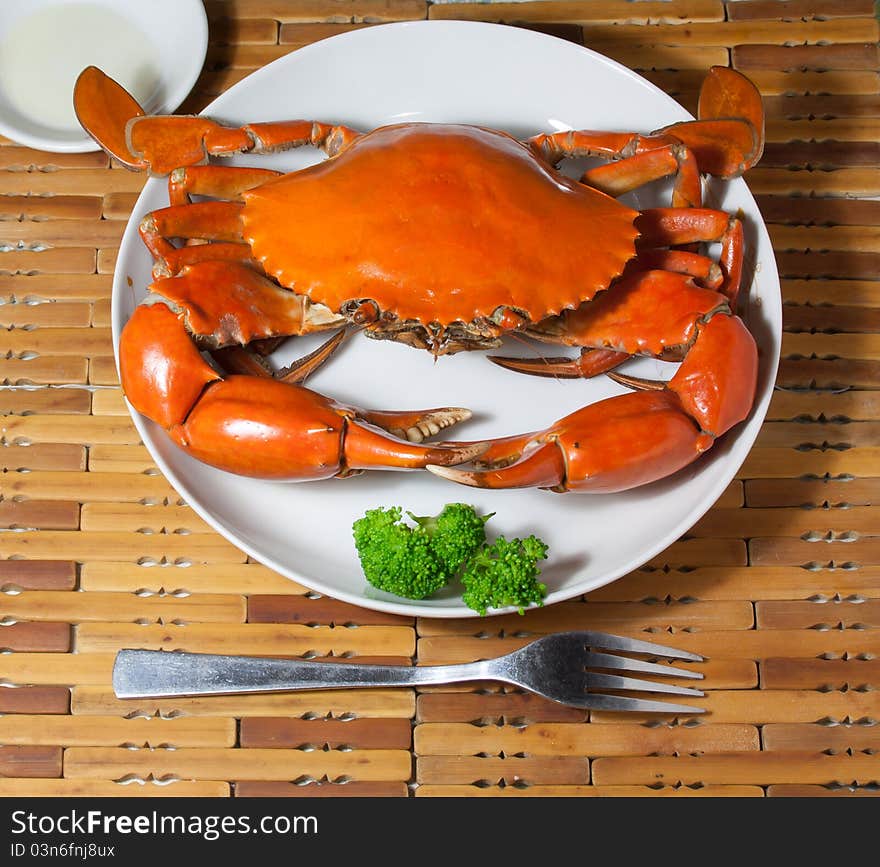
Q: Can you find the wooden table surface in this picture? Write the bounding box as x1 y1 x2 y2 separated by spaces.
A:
1 0 878 797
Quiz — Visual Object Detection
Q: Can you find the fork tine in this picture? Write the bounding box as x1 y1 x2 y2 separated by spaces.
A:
586 672 704 697
575 630 704 662
571 693 707 714
585 651 703 680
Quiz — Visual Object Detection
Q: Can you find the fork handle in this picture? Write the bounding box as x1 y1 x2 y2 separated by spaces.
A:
113 650 497 698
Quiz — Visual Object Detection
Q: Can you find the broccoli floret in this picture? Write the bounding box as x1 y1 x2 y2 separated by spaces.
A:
460 535 549 616
352 504 489 600
408 502 492 577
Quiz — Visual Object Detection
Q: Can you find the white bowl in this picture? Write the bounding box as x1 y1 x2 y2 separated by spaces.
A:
0 0 208 153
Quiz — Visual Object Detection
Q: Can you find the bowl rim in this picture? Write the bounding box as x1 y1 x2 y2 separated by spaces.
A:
0 0 208 153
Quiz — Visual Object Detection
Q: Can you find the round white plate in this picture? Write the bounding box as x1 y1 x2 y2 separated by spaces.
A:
0 0 207 153
112 21 781 617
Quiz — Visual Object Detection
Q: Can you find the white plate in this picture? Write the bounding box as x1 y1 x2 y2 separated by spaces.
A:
0 0 207 152
112 21 781 618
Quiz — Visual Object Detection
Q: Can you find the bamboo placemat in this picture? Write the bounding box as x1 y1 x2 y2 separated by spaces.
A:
1 0 878 798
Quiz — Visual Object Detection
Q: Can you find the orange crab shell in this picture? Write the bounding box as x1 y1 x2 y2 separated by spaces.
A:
241 123 640 327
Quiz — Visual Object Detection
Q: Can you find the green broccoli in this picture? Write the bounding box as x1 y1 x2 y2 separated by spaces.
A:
408 502 492 577
460 534 549 616
352 504 490 600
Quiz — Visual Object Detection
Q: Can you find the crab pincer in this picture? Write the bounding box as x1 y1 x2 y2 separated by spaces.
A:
429 312 757 493
120 291 484 481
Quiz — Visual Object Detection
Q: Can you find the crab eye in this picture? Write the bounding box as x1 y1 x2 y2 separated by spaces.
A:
341 298 380 324
491 307 530 330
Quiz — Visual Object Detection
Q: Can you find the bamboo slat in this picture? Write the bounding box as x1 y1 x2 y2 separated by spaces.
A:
0 195 103 220
0 591 246 624
0 149 107 170
0 302 92 328
761 657 880 689
247 594 413 626
691 506 880 539
0 653 114 686
727 0 876 20
416 755 589 785
734 43 880 70
0 746 62 778
240 718 412 749
757 600 880 629
0 716 236 748
0 686 70 714
1 274 113 302
78 562 309 594
2 471 179 503
0 388 92 415
0 623 71 653
0 220 126 248
234 780 407 796
0 780 230 797
0 357 90 385
584 19 880 47
414 784 765 797
414 723 759 756
70 686 415 719
1 444 86 471
417 600 754 636
80 503 213 533
205 0 426 24
0 530 248 563
427 1 726 24
762 724 880 752
75 622 415 655
62 747 412 782
0 560 77 590
585 565 880 602
591 752 879 786
767 785 880 797
210 17 279 44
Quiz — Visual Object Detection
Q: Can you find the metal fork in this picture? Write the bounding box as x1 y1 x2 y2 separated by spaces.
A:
113 631 705 714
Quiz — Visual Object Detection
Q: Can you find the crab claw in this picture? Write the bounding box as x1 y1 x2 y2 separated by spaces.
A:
428 391 710 494
73 66 146 169
430 309 757 494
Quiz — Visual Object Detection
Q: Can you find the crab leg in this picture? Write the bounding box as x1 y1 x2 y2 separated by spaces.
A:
429 311 757 493
168 165 282 205
490 270 729 378
528 131 701 209
74 66 362 176
211 338 473 439
170 376 478 479
430 391 709 494
146 260 344 347
157 242 259 278
658 66 765 178
637 209 744 304
526 66 764 204
631 250 723 290
121 302 481 480
136 258 344 391
493 347 631 379
138 202 244 271
581 142 702 209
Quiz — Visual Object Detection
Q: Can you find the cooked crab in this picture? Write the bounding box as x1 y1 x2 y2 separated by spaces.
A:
73 65 763 488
